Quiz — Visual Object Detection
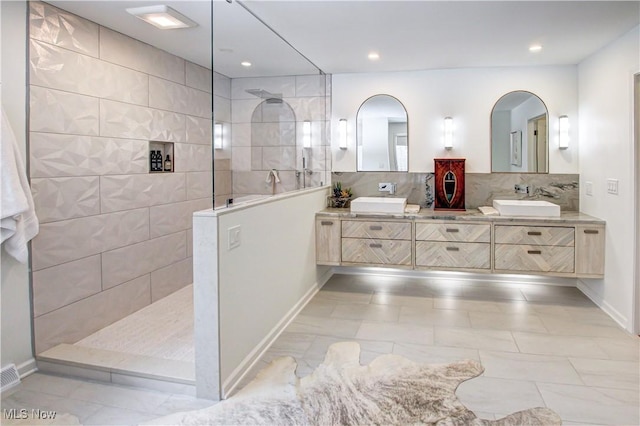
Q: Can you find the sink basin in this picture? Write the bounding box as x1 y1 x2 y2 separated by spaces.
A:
350 197 408 214
493 199 561 217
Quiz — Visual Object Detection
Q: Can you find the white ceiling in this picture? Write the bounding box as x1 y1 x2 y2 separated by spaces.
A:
47 1 639 78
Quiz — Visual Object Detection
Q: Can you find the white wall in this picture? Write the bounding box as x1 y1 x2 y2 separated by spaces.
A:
578 25 640 332
1 0 36 376
193 187 331 399
332 66 578 173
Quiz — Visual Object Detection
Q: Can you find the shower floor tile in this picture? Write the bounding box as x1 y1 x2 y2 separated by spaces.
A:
74 284 194 362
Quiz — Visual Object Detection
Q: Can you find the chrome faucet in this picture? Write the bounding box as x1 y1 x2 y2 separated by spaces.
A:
378 182 397 195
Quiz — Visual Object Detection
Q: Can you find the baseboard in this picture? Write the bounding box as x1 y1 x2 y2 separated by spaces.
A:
221 281 321 397
15 358 37 378
577 280 630 332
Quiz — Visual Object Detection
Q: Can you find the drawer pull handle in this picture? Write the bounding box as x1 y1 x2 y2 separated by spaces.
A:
369 243 383 248
584 229 599 234
528 250 542 255
369 225 383 231
446 228 459 233
446 247 460 252
527 231 542 236
320 221 333 226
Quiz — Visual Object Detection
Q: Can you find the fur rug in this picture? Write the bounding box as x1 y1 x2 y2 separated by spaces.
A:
146 342 561 425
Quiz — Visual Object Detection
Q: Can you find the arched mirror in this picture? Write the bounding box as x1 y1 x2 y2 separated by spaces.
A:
491 91 548 173
357 94 408 171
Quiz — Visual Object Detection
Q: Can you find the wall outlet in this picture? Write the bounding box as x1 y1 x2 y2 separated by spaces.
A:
228 225 241 250
585 181 593 196
606 178 619 195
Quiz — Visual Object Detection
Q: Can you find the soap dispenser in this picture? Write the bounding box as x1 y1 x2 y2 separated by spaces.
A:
164 154 172 172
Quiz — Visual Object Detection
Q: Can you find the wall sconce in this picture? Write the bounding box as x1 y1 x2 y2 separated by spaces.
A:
444 116 453 150
559 115 569 150
303 120 311 149
214 123 223 150
338 119 348 150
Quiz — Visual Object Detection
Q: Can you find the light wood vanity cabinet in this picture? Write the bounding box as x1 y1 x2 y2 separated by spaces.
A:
315 213 605 278
575 224 606 277
315 218 341 265
494 225 575 274
341 220 412 267
415 221 491 271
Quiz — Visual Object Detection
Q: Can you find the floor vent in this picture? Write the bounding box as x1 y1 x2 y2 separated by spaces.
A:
1 364 21 393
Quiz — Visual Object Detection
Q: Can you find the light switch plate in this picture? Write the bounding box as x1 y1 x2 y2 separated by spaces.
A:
585 181 593 196
606 178 619 195
228 225 241 250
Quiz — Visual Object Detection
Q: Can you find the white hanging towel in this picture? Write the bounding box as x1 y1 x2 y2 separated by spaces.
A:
1 109 39 263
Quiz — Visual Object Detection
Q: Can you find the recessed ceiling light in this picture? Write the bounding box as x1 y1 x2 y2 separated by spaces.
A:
368 52 380 61
241 61 252 67
529 44 543 53
126 5 197 29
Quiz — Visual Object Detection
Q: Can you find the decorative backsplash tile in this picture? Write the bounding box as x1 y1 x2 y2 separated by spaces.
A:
32 255 102 317
466 173 579 211
31 176 100 222
214 72 231 99
188 172 214 200
30 39 148 106
150 109 187 143
174 144 212 172
34 275 151 353
30 86 99 135
99 99 153 139
29 133 148 178
333 172 579 211
99 27 185 84
101 231 187 289
29 2 99 58
151 258 193 303
100 173 187 213
32 208 150 271
186 116 213 145
186 62 212 93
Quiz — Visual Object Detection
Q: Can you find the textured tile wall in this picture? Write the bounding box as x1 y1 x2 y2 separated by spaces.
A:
228 74 331 197
28 2 213 353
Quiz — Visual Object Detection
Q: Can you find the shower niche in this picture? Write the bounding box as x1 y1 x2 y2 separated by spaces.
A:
149 141 174 173
434 158 465 210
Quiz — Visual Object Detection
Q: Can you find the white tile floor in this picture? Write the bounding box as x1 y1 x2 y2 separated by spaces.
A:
3 273 639 425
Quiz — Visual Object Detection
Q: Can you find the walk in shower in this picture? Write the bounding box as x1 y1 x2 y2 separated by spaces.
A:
28 0 330 392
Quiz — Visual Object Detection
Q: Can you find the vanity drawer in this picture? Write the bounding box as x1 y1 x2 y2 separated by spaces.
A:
342 238 412 266
495 244 575 273
494 225 574 246
415 222 490 243
342 220 412 240
416 242 490 269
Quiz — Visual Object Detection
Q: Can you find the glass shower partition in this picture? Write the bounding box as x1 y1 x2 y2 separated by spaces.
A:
212 1 330 208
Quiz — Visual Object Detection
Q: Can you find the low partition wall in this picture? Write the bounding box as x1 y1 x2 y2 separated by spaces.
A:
193 187 332 399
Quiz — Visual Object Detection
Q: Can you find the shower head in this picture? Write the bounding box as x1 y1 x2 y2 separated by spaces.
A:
246 88 282 103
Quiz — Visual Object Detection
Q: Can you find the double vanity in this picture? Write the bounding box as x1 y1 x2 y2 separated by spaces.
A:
316 200 605 279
